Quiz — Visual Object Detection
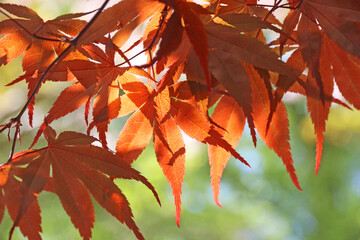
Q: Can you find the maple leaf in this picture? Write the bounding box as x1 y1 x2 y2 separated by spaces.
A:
325 36 360 110
1 127 160 240
270 49 305 125
115 73 155 164
82 40 125 146
304 36 333 174
184 49 214 108
154 86 186 226
208 95 246 206
0 163 42 240
206 21 298 75
208 46 257 146
247 65 301 189
150 10 185 67
75 0 164 46
304 0 360 59
31 40 135 147
114 59 251 224
170 95 250 168
219 13 287 34
152 0 211 88
271 41 351 174
176 1 211 88
205 20 300 146
116 102 155 165
0 3 86 125
297 5 324 102
0 3 43 66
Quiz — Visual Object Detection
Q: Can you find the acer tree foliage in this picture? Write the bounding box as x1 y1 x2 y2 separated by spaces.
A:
0 0 359 239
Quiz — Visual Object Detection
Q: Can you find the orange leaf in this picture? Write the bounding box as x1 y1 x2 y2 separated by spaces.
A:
247 66 302 190
171 99 250 167
154 118 185 226
116 102 155 164
0 4 86 125
245 0 258 4
0 3 43 66
208 95 245 206
52 159 94 240
220 13 285 33
7 127 160 240
154 87 185 226
171 99 211 142
91 79 121 146
31 83 95 148
74 164 145 240
1 166 42 240
306 38 334 174
326 37 360 110
119 72 153 108
184 48 208 87
278 10 301 56
76 0 163 46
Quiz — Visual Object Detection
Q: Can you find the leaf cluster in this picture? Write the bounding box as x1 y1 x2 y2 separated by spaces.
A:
0 0 359 239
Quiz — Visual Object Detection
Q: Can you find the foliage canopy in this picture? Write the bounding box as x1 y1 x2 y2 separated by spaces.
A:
0 0 360 239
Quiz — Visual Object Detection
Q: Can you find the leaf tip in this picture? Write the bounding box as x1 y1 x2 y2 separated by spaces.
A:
215 200 223 208
315 154 322 176
176 215 180 228
315 134 324 175
291 173 302 191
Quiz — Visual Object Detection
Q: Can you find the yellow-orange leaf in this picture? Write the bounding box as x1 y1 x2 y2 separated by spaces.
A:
247 66 301 190
116 102 155 164
208 95 245 206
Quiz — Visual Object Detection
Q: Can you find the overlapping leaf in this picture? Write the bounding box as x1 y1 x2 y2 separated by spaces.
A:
1 0 360 238
154 86 185 226
0 163 42 240
247 66 301 189
305 0 360 59
1 127 160 240
115 65 251 224
208 95 246 206
0 3 88 125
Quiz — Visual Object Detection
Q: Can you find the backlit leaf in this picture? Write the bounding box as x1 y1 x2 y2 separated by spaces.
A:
247 66 301 189
208 95 245 206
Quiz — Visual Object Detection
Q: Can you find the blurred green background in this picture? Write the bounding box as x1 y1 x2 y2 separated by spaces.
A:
1 1 360 239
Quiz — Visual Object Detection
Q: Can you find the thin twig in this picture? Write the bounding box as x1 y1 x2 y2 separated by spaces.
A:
246 2 294 9
115 5 169 68
0 9 62 42
255 0 283 39
6 126 20 164
71 0 110 45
